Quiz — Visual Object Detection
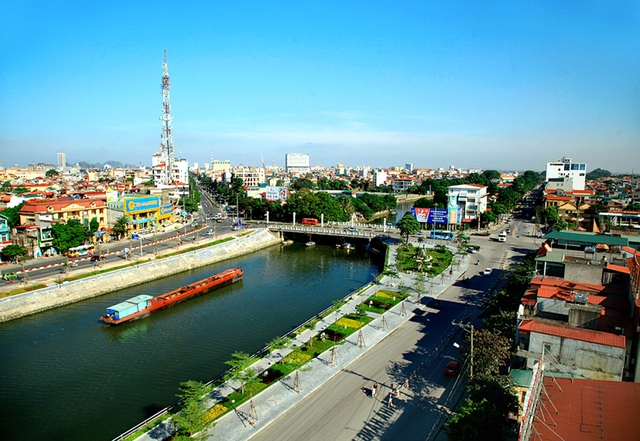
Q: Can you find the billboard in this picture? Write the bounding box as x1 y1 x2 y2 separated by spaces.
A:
411 207 448 224
123 197 160 214
265 186 289 202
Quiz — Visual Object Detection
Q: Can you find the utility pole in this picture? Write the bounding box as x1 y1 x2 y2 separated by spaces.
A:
452 320 474 380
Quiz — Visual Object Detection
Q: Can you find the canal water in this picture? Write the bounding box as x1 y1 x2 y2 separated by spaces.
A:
0 243 382 441
369 200 414 226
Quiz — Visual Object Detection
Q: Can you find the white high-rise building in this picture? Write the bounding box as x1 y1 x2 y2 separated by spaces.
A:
57 152 66 169
545 157 587 191
285 153 310 174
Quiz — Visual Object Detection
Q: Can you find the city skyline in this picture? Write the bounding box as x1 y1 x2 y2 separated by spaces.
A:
2 2 639 173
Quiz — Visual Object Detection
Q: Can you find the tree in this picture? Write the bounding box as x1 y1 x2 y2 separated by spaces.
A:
267 336 291 352
1 244 28 263
626 203 640 211
291 178 315 191
224 351 253 394
445 398 505 441
481 210 496 227
467 374 519 418
45 169 59 178
179 198 198 213
413 270 427 298
112 216 129 240
172 380 208 439
52 219 88 254
586 168 611 180
13 185 30 195
414 197 435 208
89 217 99 236
482 170 501 183
396 212 421 242
1 181 12 193
461 328 511 378
1 202 25 227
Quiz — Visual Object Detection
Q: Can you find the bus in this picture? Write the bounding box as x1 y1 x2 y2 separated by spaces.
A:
301 218 319 225
498 231 507 242
430 230 454 241
67 244 95 257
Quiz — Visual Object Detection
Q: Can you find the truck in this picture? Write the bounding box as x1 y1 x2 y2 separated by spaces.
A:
498 231 507 242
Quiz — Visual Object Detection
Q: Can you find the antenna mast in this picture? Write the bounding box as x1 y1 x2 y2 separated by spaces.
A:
159 49 175 185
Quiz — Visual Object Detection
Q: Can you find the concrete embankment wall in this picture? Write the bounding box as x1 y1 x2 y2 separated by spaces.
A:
0 229 281 323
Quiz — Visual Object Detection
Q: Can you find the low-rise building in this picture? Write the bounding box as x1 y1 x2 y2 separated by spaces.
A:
446 184 488 223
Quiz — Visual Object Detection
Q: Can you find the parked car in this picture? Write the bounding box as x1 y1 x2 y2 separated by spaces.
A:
467 247 477 254
483 268 492 276
414 233 425 238
345 226 359 232
444 361 460 377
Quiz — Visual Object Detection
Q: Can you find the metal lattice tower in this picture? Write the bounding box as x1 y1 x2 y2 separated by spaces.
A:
159 49 175 185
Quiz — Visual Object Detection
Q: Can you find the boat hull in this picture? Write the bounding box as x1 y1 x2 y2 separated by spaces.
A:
100 268 243 326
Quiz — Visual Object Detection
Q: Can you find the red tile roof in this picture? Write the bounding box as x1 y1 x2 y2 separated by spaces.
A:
519 320 626 349
606 263 630 275
533 376 640 441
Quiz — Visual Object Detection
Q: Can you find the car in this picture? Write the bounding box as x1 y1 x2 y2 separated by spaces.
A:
413 232 425 238
206 229 215 236
345 226 359 232
467 247 477 254
444 361 460 377
483 268 492 276
231 225 241 231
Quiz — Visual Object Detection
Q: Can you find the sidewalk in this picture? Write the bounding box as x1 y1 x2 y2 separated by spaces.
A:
136 243 469 441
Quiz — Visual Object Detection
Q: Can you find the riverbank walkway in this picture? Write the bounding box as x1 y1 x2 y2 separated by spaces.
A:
135 242 469 441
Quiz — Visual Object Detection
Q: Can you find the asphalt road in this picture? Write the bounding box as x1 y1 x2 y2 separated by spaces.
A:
1 193 233 285
249 218 539 441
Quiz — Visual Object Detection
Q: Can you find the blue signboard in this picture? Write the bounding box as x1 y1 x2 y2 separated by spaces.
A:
411 207 448 224
131 233 139 240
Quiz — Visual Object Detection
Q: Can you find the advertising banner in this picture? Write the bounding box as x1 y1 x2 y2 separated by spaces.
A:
124 196 160 214
265 186 289 202
411 207 448 224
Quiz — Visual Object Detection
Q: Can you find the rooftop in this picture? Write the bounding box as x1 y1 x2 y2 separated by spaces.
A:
533 376 640 441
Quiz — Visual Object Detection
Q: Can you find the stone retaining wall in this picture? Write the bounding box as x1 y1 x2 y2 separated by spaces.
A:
0 229 281 323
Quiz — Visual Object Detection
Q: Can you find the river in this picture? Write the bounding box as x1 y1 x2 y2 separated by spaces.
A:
0 242 382 441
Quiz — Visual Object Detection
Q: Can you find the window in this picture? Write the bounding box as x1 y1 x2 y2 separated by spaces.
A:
571 164 579 170
564 164 570 170
543 343 552 354
580 164 586 170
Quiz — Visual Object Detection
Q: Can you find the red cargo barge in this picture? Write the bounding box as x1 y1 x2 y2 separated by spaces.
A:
100 268 243 325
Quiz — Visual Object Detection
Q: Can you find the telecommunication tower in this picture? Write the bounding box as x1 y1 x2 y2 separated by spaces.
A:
159 49 174 185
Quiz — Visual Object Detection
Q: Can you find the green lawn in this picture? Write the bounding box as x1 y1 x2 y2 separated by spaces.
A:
396 245 453 275
360 289 410 314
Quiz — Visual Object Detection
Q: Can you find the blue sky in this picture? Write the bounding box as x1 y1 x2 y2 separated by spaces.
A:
1 1 639 173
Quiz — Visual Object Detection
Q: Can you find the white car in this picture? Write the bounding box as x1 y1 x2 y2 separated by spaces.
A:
206 229 215 236
467 247 477 254
483 268 492 276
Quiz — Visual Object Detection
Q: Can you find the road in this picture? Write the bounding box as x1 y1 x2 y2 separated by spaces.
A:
0 190 233 287
249 217 538 441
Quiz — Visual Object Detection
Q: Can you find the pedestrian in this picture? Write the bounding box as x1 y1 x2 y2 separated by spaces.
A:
395 389 400 398
389 382 394 391
387 391 393 407
372 382 378 397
